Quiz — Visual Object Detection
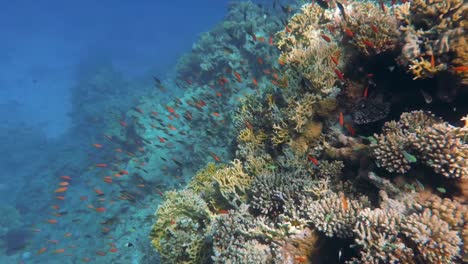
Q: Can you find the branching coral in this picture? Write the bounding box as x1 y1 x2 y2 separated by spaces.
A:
341 1 400 56
304 192 370 238
276 3 342 95
210 205 282 264
409 123 468 179
402 209 462 264
150 190 212 263
395 0 467 82
372 111 468 178
354 208 415 263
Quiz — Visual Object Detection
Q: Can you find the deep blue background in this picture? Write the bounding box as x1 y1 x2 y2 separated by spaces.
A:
0 0 230 137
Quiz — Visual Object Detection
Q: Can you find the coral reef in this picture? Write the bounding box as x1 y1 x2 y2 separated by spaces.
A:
147 1 468 263
395 0 467 84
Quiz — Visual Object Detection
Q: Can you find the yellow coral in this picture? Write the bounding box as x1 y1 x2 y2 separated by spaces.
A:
188 162 221 194
272 122 290 145
212 159 252 204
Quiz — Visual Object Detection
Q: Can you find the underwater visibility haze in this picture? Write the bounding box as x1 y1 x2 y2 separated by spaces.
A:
0 0 467 263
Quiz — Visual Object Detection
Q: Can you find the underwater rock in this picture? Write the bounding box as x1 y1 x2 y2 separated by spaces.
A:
351 98 390 125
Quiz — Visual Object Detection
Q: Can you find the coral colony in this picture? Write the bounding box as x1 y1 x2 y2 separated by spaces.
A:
149 1 467 263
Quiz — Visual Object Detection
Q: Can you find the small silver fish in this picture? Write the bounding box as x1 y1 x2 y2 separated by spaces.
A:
420 89 432 104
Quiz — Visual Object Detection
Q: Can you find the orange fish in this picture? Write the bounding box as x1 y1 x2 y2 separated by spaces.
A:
96 163 107 168
82 258 91 263
278 58 285 66
320 34 331 42
64 233 72 237
93 143 103 148
60 176 71 180
340 192 349 211
166 106 175 114
430 54 435 69
80 196 88 201
47 219 58 224
234 72 242 83
334 68 345 81
119 121 127 127
54 187 68 193
257 37 265 42
343 28 354 38
115 148 123 152
158 137 166 143
257 57 264 64
54 249 65 254
210 153 221 162
330 56 339 65
252 78 258 86
59 182 69 187
56 196 65 200
453 65 468 72
218 209 229 214
362 40 375 48
339 112 344 127
307 155 319 165
109 247 118 253
37 247 47 255
370 24 379 33
379 0 386 12
213 112 220 117
269 35 273 45
95 207 106 213
345 123 356 136
52 205 60 210
96 251 106 256
216 92 222 97
168 124 177 131
295 256 307 263
94 189 104 195
119 170 129 175
363 86 369 98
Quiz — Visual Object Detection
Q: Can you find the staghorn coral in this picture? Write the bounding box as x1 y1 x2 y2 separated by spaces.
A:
341 1 400 56
402 209 462 264
276 3 343 95
286 93 318 132
150 190 211 263
395 0 467 83
303 192 370 238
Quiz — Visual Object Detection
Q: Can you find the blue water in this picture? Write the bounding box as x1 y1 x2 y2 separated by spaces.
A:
0 1 233 263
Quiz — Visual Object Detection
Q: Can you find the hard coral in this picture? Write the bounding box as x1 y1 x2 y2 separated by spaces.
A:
304 192 370 238
341 1 400 56
373 110 468 178
395 0 467 83
150 190 211 263
402 209 462 264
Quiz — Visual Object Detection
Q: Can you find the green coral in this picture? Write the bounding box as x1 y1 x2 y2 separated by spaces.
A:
150 190 212 263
